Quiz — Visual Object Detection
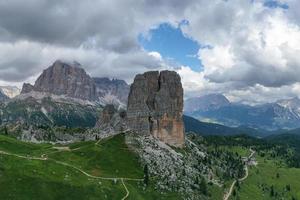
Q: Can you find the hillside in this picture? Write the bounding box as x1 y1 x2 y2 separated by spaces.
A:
183 115 267 137
0 133 181 200
0 96 101 128
202 135 300 200
0 129 256 200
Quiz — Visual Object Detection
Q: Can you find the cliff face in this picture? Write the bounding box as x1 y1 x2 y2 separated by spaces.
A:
93 77 130 104
21 60 129 104
127 70 184 147
32 60 97 101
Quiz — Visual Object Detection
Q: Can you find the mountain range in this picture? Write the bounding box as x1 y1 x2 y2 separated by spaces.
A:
2 61 300 136
185 94 300 130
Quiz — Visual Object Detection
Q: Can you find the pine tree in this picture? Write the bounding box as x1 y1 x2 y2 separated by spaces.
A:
233 189 236 196
143 164 149 186
270 185 274 197
236 180 240 190
200 178 208 195
4 126 8 135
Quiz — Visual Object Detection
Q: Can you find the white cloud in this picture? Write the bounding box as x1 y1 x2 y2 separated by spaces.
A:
1 0 300 104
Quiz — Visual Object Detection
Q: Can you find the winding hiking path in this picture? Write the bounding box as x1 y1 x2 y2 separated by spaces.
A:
0 141 143 200
223 148 256 200
121 178 129 200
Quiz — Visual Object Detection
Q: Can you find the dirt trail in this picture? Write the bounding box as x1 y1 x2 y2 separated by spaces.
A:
223 148 256 200
0 143 143 200
121 178 129 200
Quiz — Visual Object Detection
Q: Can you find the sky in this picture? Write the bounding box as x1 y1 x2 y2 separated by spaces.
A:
0 0 300 104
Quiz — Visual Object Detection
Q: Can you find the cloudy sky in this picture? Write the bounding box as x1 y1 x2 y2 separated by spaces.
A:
1 0 300 104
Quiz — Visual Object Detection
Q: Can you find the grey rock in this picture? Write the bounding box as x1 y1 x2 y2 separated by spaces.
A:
21 83 35 94
95 104 127 134
93 77 130 105
32 60 97 101
21 60 129 105
127 70 185 147
184 94 230 113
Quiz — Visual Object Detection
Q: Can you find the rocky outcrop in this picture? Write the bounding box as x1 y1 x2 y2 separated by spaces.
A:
93 77 130 105
95 104 127 134
21 83 35 94
127 70 184 147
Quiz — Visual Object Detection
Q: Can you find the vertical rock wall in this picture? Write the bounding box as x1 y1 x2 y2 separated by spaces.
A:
127 70 185 147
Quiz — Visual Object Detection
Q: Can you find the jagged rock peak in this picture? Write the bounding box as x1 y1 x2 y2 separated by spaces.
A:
93 77 130 104
127 70 185 148
21 60 130 105
21 83 34 94
22 60 97 101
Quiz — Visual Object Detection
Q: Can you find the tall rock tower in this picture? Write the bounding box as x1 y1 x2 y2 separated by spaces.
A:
127 70 185 147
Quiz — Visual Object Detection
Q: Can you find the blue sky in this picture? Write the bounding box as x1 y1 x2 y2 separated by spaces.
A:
139 23 202 72
138 0 288 73
264 0 289 9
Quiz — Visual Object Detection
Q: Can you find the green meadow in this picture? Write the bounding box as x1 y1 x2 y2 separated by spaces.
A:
0 134 180 200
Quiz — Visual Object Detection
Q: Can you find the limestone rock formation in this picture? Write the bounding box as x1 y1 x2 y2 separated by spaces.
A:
93 77 130 105
31 60 97 101
127 70 185 147
21 83 35 94
21 60 130 105
95 104 127 134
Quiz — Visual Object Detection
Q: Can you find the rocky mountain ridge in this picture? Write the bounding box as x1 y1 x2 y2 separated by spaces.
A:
21 60 129 106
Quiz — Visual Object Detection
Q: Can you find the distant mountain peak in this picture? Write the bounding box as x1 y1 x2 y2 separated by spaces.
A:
0 90 9 101
277 97 300 111
0 86 20 98
184 93 230 113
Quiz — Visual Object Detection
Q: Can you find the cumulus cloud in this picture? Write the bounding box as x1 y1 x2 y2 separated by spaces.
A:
0 0 194 84
177 0 300 103
0 41 168 84
1 0 300 104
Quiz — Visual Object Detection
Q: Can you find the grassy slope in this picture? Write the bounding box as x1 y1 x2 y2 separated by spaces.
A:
0 134 180 200
201 136 300 200
230 155 300 200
